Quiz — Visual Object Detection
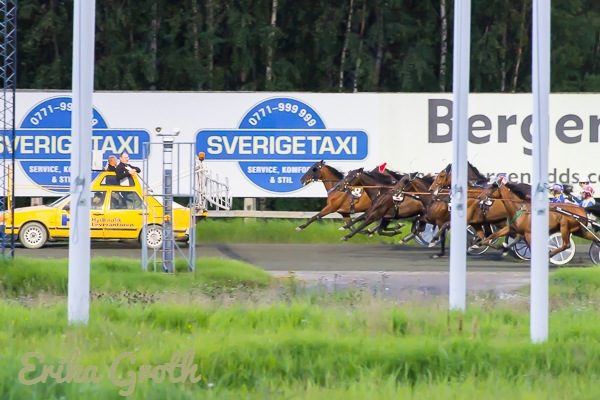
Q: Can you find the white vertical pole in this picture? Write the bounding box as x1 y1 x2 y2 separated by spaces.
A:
68 0 96 324
449 0 471 311
531 0 550 343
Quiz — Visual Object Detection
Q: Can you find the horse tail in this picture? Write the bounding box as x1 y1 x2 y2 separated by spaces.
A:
585 204 600 218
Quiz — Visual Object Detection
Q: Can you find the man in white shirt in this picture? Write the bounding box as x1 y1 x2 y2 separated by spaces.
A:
115 151 141 185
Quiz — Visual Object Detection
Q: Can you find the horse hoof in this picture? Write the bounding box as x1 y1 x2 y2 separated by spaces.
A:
295 226 303 232
368 233 374 238
341 237 348 242
338 226 346 231
428 242 437 248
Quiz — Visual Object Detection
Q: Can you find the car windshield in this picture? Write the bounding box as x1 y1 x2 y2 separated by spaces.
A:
48 196 69 208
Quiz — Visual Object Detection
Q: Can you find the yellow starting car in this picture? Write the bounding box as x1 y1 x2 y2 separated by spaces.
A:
2 171 191 249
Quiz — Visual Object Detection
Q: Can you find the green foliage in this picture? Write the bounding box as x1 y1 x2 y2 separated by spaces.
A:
16 0 600 92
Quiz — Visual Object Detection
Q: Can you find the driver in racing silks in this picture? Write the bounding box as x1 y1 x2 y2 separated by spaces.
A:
549 183 566 203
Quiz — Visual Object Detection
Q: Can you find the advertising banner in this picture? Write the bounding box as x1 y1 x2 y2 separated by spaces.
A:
9 91 600 197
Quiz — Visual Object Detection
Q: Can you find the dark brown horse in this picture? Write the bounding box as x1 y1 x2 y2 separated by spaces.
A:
339 168 404 239
340 172 454 258
297 161 372 231
341 173 422 240
477 179 600 258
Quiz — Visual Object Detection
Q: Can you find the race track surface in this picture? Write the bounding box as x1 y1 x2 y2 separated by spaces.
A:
14 241 592 271
15 242 593 297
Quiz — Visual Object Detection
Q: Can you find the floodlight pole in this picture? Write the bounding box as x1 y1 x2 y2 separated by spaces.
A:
531 0 551 343
68 0 95 324
449 0 471 311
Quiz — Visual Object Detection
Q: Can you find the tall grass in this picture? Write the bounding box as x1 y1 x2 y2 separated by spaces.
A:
3 261 600 398
3 297 600 399
196 218 412 244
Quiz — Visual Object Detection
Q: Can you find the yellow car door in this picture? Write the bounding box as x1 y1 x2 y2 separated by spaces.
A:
56 191 106 239
90 191 107 239
102 189 144 239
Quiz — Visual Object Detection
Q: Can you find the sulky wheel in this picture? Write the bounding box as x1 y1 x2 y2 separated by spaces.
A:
589 242 600 265
510 236 531 261
466 225 490 255
548 232 576 266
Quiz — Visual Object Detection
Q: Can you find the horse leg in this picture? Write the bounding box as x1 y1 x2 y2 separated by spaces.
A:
401 219 425 244
339 213 352 231
343 213 366 231
367 218 388 237
499 233 522 257
342 212 380 241
476 225 511 248
431 228 447 258
377 219 405 237
400 232 415 244
296 202 337 231
428 220 451 248
549 222 572 258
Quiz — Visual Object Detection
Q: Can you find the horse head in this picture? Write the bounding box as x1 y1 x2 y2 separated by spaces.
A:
429 170 451 195
342 168 365 187
300 160 326 185
477 176 507 212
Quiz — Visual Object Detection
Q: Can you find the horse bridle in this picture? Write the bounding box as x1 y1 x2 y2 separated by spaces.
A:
478 181 502 214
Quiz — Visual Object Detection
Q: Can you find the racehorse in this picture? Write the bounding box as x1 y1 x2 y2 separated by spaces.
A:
392 174 453 258
465 182 532 252
477 178 600 258
297 161 372 231
428 162 506 251
341 173 429 241
428 162 490 195
338 168 403 239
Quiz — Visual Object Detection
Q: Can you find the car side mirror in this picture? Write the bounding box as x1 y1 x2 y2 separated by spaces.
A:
63 204 70 212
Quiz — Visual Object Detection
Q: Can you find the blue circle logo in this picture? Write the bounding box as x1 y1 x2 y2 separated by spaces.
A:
196 97 368 193
11 96 150 192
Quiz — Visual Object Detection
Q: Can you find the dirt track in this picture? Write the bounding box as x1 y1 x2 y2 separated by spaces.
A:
15 242 593 297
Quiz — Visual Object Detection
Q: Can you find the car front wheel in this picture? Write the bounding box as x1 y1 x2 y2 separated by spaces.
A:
19 222 48 249
142 224 163 249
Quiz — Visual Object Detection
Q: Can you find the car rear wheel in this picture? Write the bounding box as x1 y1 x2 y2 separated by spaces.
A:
19 222 48 249
142 224 163 249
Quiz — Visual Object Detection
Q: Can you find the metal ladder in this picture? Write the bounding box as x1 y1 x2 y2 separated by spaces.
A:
161 137 175 272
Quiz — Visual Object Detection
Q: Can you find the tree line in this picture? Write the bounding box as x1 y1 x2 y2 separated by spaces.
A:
17 0 600 92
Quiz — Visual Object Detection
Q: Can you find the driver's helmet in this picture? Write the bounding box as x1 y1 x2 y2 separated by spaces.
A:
583 184 595 196
495 173 508 185
552 183 563 193
578 173 591 185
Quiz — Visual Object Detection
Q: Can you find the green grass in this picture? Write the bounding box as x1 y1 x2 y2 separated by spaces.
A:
3 261 600 398
0 257 272 296
196 218 413 244
3 296 600 399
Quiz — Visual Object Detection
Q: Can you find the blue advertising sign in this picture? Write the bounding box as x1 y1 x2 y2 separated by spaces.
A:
196 97 369 193
5 97 150 192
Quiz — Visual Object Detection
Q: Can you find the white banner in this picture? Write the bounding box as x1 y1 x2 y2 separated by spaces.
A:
9 91 600 197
